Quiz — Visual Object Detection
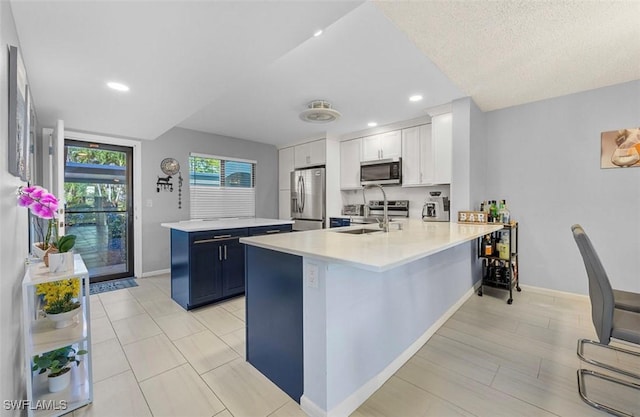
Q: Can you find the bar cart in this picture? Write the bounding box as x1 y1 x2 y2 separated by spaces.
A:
477 223 520 304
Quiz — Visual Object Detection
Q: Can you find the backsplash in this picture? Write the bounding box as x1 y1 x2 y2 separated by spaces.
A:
340 184 450 220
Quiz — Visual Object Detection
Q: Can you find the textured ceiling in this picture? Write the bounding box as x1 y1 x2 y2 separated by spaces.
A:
376 1 640 111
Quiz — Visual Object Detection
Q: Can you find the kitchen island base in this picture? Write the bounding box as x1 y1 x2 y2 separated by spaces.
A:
245 246 303 402
245 241 480 417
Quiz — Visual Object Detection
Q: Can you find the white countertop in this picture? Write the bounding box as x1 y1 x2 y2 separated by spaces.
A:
161 218 294 232
240 220 504 272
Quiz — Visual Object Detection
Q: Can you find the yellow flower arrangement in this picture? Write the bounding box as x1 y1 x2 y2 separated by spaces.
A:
36 278 81 314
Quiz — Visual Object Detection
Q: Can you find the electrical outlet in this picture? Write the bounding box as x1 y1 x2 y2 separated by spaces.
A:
306 263 319 288
146 199 153 207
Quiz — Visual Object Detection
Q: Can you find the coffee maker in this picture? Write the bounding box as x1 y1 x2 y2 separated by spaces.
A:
422 192 450 222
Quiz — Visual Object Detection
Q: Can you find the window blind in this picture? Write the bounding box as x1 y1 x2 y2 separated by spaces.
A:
189 153 256 219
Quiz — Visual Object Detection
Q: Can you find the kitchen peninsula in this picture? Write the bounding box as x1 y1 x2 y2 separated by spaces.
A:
241 220 503 417
161 218 293 310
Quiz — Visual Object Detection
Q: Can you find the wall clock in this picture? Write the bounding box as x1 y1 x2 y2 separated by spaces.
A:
161 157 180 176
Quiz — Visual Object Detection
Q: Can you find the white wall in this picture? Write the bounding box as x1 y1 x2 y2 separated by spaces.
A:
1 1 29 413
485 80 640 294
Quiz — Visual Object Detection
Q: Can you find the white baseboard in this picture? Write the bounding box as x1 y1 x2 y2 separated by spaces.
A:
300 395 326 417
140 269 170 278
520 284 588 300
303 285 477 417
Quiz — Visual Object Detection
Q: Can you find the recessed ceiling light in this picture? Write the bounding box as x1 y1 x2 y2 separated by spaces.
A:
107 81 130 92
368 122 378 127
409 94 423 102
313 29 323 37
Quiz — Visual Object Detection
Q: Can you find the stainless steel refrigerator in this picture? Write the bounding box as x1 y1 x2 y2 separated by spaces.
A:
291 167 325 231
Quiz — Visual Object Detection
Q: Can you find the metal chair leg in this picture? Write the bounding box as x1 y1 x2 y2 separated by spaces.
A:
577 339 640 380
577 369 640 417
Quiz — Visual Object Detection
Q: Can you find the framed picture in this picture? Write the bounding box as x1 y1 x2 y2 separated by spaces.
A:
22 85 34 182
7 45 28 179
601 127 640 169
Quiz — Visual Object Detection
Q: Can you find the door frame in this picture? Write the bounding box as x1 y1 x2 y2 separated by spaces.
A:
63 130 142 279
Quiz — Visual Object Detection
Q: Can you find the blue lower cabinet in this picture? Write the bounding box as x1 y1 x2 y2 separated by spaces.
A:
171 228 248 310
245 246 303 403
248 224 293 236
189 238 223 305
221 238 245 297
329 217 351 228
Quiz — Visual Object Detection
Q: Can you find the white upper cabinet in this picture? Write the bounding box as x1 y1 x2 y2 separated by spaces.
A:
362 135 380 161
294 139 326 168
340 138 362 190
402 124 432 186
279 147 295 190
431 113 452 184
362 130 401 161
402 119 451 187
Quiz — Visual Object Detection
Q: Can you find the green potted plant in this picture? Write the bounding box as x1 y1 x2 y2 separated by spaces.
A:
32 345 87 393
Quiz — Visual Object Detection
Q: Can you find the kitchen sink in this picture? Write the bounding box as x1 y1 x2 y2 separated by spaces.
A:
334 228 382 235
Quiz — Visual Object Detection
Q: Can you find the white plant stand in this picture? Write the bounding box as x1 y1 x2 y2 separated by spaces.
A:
22 254 93 417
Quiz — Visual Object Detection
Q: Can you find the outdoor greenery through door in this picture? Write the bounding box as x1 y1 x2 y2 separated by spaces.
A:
64 140 133 282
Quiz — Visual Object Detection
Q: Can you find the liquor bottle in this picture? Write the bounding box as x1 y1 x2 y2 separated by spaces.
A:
497 200 504 223
498 230 510 259
499 200 510 224
483 235 493 256
490 200 498 223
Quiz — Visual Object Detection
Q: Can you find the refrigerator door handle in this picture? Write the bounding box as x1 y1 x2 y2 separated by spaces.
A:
295 177 300 213
300 177 306 211
297 176 304 212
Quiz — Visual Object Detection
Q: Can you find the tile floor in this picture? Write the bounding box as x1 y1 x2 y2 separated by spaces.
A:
73 276 640 417
74 274 301 417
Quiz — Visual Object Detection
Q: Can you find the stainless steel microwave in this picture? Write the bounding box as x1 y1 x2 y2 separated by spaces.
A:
360 158 402 185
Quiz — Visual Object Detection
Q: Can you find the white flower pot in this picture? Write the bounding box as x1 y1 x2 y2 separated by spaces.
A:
47 306 81 329
32 243 47 259
48 369 71 393
48 251 74 274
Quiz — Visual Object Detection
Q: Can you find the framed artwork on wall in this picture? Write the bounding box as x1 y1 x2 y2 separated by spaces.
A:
601 127 640 168
7 45 29 180
24 85 36 182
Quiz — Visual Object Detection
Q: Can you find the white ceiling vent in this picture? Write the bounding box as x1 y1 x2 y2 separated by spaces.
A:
299 100 341 123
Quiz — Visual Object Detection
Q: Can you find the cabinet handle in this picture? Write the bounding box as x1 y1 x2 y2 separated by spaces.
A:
306 155 310 164
194 238 218 244
224 245 227 260
380 149 383 159
218 246 222 261
194 235 232 244
266 229 281 234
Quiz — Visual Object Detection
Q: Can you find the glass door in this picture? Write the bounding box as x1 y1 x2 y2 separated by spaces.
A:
63 140 133 282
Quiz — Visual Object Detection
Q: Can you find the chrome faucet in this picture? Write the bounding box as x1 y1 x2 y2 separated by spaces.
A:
362 184 389 232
